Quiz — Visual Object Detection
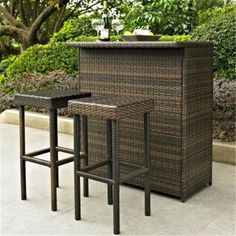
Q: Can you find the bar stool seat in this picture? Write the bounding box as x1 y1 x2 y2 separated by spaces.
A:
69 96 154 119
69 95 154 234
14 90 91 211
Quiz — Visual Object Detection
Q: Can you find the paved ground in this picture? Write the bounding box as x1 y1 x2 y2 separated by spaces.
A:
0 124 235 236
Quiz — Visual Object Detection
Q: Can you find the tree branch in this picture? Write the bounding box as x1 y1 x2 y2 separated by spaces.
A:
11 0 18 16
28 1 66 42
0 5 26 29
19 0 28 26
78 1 102 15
0 25 24 43
64 0 101 22
53 5 66 32
33 0 41 22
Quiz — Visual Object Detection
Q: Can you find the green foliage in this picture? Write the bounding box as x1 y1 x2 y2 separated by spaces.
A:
5 43 78 78
159 35 190 41
51 16 95 43
3 35 99 79
196 3 235 25
122 0 195 35
194 0 228 11
0 74 6 83
191 4 236 81
2 36 116 81
0 55 16 76
51 15 121 43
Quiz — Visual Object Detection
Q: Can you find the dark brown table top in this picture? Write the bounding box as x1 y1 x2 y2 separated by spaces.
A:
68 41 213 49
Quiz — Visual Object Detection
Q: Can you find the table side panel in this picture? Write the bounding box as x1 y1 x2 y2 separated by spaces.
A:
79 48 183 197
181 47 213 199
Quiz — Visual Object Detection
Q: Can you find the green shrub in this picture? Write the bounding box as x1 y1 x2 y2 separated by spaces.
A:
0 55 16 76
159 35 190 41
213 80 235 141
51 16 96 43
4 36 121 81
5 36 98 79
123 0 195 35
0 71 79 114
191 4 236 81
195 0 227 12
196 3 234 25
5 43 77 78
0 74 6 83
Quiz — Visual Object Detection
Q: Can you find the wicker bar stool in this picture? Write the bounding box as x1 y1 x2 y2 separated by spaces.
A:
69 95 154 234
14 90 91 211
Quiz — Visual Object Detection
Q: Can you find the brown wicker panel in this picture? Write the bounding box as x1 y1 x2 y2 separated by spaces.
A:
181 47 213 199
79 48 184 197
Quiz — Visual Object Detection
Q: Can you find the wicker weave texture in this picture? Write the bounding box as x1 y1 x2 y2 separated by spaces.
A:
69 96 154 120
181 47 213 199
14 90 91 109
69 41 213 49
76 45 213 200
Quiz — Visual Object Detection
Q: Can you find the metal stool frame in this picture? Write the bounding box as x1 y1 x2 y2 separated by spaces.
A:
16 90 91 211
70 96 153 234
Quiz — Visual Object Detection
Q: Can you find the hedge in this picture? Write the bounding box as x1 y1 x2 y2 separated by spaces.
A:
50 16 95 43
191 4 236 81
0 55 16 79
5 43 78 78
2 37 97 79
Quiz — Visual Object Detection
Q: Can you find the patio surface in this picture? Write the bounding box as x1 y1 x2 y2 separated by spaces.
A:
0 123 235 235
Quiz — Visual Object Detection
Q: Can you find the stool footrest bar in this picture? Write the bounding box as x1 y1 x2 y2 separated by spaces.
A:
22 156 51 167
56 146 74 154
76 171 114 185
120 161 144 169
25 148 50 157
80 160 109 172
119 168 148 184
57 156 74 166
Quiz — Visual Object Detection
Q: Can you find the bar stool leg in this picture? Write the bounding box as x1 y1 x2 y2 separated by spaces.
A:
49 108 59 187
74 115 81 220
19 105 27 200
49 109 58 211
82 115 89 197
106 119 113 205
112 120 120 235
144 113 151 216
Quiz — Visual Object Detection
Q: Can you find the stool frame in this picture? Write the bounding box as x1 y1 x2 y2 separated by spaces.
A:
17 90 91 211
19 106 89 211
73 112 151 234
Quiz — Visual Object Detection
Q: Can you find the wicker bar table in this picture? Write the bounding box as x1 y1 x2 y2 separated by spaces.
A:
68 41 213 201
